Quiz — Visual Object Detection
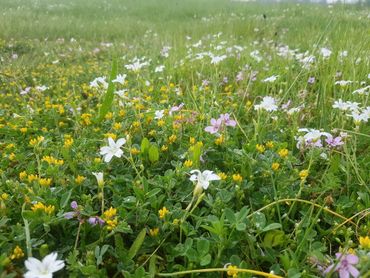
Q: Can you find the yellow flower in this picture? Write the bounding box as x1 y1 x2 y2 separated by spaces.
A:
148 130 156 137
105 112 113 120
359 236 370 249
272 162 280 171
157 120 165 127
149 227 159 237
20 127 28 133
159 207 169 219
215 135 225 146
94 157 102 164
106 218 118 231
8 153 16 161
299 170 309 180
75 175 86 184
232 174 243 183
130 148 140 155
218 172 228 180
81 113 92 125
104 133 117 140
31 202 55 214
168 134 177 144
227 265 239 278
266 141 274 149
27 174 38 183
64 138 73 148
161 145 168 152
256 144 265 153
278 148 289 158
113 122 122 130
103 207 117 219
1 193 9 200
10 246 24 260
119 109 126 117
39 178 52 187
183 160 193 167
189 137 196 145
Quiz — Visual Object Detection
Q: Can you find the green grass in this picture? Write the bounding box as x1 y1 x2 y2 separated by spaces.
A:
0 0 369 277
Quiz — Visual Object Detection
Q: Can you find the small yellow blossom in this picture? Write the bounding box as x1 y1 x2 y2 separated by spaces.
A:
157 120 165 127
189 137 196 145
20 127 28 133
75 175 86 184
272 163 280 171
183 160 193 167
94 157 102 163
256 144 265 153
149 227 159 237
359 236 370 249
159 207 169 219
168 134 177 144
104 133 117 140
299 170 309 180
266 141 274 149
103 207 117 219
10 246 24 260
19 171 27 180
113 122 122 130
1 193 9 200
106 218 118 231
218 172 228 180
161 145 168 152
8 153 16 161
31 202 55 214
105 112 113 120
232 174 243 183
227 265 239 278
64 138 73 148
27 174 38 183
39 178 52 187
215 135 225 146
278 148 289 158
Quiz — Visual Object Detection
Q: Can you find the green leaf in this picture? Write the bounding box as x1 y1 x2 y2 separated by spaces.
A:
148 145 159 163
96 59 118 123
148 255 157 278
196 239 210 256
236 222 247 231
224 208 236 224
200 254 212 266
262 223 282 232
128 228 146 259
263 230 285 248
141 138 150 155
60 189 73 209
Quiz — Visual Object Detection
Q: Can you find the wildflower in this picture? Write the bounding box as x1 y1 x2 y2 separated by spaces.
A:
31 202 55 215
168 134 177 144
112 74 127 85
1 193 9 200
149 227 159 237
219 113 236 127
215 135 225 146
88 217 105 226
130 148 140 155
100 137 126 163
154 110 165 120
272 163 280 171
205 118 222 134
169 103 184 115
75 175 85 185
320 47 332 59
63 137 73 148
218 172 227 180
189 137 196 145
359 236 370 249
159 207 169 219
39 178 52 187
307 77 315 84
262 75 279 83
232 174 243 183
10 245 24 260
323 253 359 278
254 96 278 112
266 141 274 149
325 136 344 148
27 174 38 183
256 144 265 153
103 207 117 219
278 148 289 158
227 265 239 277
24 252 65 278
184 160 193 167
161 145 168 152
296 128 332 149
92 172 104 188
190 170 220 196
299 170 309 180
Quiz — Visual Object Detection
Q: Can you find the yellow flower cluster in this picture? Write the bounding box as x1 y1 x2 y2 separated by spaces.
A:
10 246 24 260
227 265 238 277
31 202 55 214
29 136 44 146
256 144 265 153
42 155 64 166
158 207 169 219
232 174 243 183
103 207 118 231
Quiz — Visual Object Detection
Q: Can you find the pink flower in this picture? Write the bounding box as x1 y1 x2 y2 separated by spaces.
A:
219 113 236 127
205 118 222 134
324 253 360 278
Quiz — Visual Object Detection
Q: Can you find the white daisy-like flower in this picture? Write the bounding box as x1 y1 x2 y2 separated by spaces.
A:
262 75 279 83
189 170 220 192
24 252 65 278
112 74 127 84
100 137 126 163
254 96 278 112
154 110 165 119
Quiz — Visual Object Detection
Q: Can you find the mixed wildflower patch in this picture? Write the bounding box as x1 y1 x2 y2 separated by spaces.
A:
0 0 369 277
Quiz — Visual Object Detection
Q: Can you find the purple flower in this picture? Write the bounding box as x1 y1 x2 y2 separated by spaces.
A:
324 253 360 278
326 136 344 148
219 113 236 127
169 103 184 115
205 118 222 134
202 80 209 87
88 217 105 226
222 77 228 84
64 212 76 219
71 201 78 210
308 77 315 84
236 71 244 82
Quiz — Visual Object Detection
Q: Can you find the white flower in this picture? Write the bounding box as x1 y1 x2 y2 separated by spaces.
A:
250 50 262 62
90 76 108 89
254 96 278 112
335 80 352 87
210 55 227 64
92 172 104 188
352 85 370 96
100 137 126 163
112 74 127 84
36 85 49 92
24 252 65 278
332 99 350 111
262 75 279 83
189 170 220 191
154 110 165 119
155 65 165 72
320 47 332 59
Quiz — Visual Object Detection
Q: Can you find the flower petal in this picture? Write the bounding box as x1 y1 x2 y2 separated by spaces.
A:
346 254 359 264
347 265 360 278
116 138 126 147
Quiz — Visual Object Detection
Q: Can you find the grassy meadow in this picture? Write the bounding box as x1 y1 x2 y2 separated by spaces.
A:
0 0 369 277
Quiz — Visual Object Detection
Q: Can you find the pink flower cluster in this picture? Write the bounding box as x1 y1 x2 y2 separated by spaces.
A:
204 113 236 134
